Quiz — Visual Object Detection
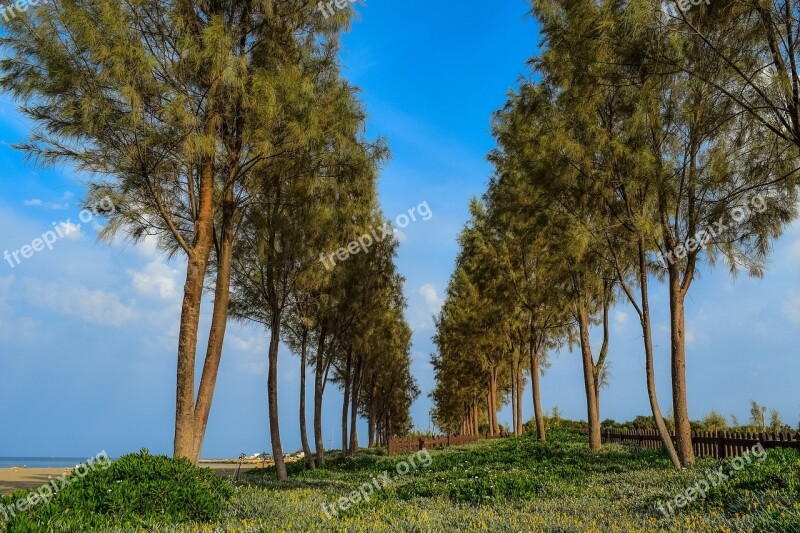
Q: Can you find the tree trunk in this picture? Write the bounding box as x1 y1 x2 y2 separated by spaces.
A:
530 334 546 442
191 192 236 464
349 354 363 454
299 328 315 469
472 397 479 436
314 329 327 467
516 362 524 435
367 389 376 447
577 298 602 451
668 267 695 467
491 368 499 435
486 389 493 435
637 238 681 469
174 160 215 460
268 314 287 481
511 349 517 432
341 347 352 454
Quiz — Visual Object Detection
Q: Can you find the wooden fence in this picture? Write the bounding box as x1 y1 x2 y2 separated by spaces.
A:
387 433 507 455
601 429 800 459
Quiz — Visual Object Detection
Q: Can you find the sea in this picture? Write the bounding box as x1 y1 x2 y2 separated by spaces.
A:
0 457 90 469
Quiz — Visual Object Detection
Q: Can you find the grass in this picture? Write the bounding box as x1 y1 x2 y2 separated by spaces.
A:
4 429 800 532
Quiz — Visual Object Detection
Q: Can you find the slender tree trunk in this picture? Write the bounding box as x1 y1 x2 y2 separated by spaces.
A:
472 398 479 436
314 329 327 467
511 348 519 436
577 298 602 451
368 389 376 447
486 388 493 435
491 368 499 435
530 334 546 442
174 160 215 460
341 347 352 454
349 354 363 453
668 267 695 467
516 363 524 435
268 313 287 481
636 239 681 469
299 328 315 469
593 372 601 428
191 192 236 463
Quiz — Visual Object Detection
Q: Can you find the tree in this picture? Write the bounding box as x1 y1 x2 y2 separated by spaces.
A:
750 401 768 431
770 409 783 433
701 411 728 432
0 0 350 461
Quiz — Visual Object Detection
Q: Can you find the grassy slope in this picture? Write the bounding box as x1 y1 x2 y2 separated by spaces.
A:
7 429 800 532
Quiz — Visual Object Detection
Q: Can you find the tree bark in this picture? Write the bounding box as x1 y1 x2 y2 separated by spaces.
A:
341 347 352 454
268 313 287 481
367 388 376 447
668 267 695 466
491 368 499 435
313 329 327 467
530 333 546 442
637 238 681 469
299 328 315 469
516 361 524 435
191 191 236 463
577 298 602 451
349 353 363 453
472 397 479 436
510 351 517 434
486 388 493 435
174 159 215 460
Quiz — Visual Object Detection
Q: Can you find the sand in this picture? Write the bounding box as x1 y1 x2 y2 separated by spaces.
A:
0 467 71 495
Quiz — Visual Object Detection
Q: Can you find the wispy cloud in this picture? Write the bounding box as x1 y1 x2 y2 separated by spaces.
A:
419 283 443 314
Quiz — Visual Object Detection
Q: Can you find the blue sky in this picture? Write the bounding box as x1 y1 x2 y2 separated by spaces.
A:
1 0 799 459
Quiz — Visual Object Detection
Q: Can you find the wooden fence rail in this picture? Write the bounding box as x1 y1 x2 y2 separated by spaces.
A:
390 429 800 458
600 429 800 459
387 433 507 455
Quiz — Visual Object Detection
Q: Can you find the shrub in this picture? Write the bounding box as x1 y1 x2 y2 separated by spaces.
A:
1 449 233 532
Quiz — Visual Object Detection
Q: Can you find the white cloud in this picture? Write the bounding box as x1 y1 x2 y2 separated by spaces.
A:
419 283 443 314
23 192 73 210
614 310 628 328
24 279 136 327
393 228 409 243
137 234 161 258
229 334 261 353
0 276 42 342
783 291 800 325
129 260 179 300
59 221 82 240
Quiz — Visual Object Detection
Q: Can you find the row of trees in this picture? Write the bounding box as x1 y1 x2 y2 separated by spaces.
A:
432 0 800 468
0 0 418 478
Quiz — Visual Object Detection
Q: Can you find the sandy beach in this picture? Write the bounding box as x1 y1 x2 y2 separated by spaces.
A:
0 467 71 495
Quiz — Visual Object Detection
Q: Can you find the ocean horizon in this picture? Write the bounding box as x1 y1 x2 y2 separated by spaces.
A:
0 457 94 469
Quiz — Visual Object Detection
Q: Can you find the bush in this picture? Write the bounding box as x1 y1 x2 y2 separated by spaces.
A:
1 449 233 532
